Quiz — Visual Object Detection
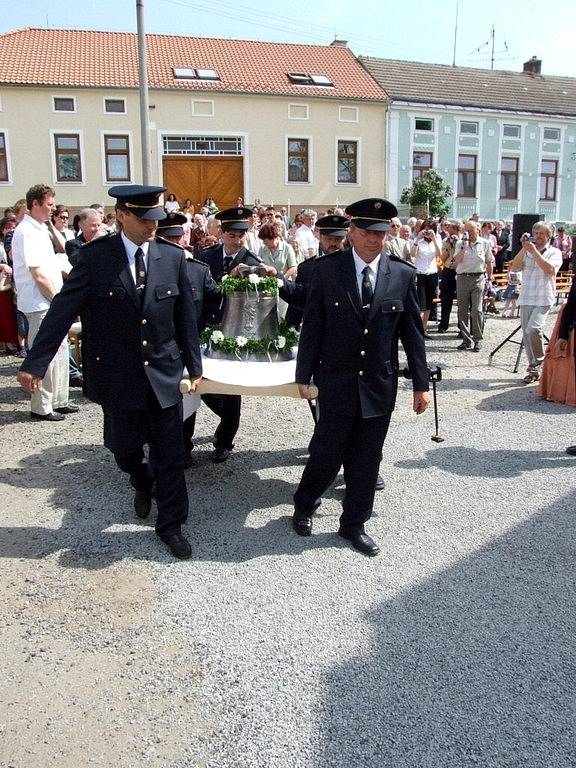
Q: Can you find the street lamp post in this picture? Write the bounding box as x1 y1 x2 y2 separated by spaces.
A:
136 0 151 184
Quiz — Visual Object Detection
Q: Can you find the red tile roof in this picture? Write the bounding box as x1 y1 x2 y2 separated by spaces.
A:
0 28 386 101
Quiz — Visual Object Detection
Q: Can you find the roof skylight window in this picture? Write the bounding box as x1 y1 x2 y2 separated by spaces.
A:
173 67 220 81
288 73 334 87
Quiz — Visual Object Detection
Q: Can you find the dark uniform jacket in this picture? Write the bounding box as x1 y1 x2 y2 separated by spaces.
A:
21 233 202 411
183 253 220 332
200 243 261 324
280 256 318 328
65 233 87 268
296 248 429 418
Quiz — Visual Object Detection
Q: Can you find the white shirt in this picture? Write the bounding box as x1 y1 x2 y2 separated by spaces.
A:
413 236 441 274
517 245 562 306
121 231 150 284
294 224 317 258
12 213 72 313
352 249 380 299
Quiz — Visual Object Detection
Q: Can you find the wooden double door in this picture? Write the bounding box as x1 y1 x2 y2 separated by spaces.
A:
162 156 244 211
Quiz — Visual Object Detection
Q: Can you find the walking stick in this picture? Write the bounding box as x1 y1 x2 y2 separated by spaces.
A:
403 365 444 442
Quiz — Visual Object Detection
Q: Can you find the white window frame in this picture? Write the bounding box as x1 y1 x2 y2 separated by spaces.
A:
339 105 359 123
503 124 521 139
543 127 561 142
103 97 127 115
0 129 12 185
100 130 133 184
288 103 309 120
191 100 215 118
52 95 77 114
50 129 86 185
335 136 361 186
459 120 479 136
414 117 434 133
285 134 313 185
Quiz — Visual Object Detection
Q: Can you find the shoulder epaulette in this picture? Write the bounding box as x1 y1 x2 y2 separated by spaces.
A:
389 253 416 268
155 235 185 250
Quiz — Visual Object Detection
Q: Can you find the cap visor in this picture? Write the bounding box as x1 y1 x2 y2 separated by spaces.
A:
140 209 167 221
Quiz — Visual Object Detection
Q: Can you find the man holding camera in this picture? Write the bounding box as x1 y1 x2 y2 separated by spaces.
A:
508 221 562 383
453 220 494 352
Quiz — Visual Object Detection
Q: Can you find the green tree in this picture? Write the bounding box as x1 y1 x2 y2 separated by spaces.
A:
400 170 453 218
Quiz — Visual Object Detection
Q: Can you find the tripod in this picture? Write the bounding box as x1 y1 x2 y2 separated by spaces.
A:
488 324 549 372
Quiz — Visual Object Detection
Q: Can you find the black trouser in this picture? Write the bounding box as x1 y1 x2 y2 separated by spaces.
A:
102 389 188 538
294 394 391 529
189 393 241 450
439 267 457 330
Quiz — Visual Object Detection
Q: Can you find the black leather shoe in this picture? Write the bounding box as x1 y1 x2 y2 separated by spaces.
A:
375 473 385 491
54 404 80 414
134 488 152 519
472 342 482 352
69 376 84 388
30 411 65 421
566 445 576 456
457 341 471 350
211 447 231 463
160 532 192 560
338 526 380 556
292 514 313 536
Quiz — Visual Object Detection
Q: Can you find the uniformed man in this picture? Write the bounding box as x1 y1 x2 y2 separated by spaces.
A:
292 198 430 556
281 214 386 492
17 185 202 560
198 207 265 462
157 212 220 467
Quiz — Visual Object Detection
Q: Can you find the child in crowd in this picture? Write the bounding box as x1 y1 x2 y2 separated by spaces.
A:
501 269 521 318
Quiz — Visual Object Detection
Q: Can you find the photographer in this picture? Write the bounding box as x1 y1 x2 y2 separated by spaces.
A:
410 219 442 338
453 220 493 352
437 219 462 333
508 221 562 383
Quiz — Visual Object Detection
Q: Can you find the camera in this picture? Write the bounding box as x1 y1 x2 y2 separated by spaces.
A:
521 232 535 243
461 232 469 242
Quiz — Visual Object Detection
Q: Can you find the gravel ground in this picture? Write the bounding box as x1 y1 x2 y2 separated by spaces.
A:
1 309 575 768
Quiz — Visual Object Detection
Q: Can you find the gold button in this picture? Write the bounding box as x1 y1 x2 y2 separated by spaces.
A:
360 350 366 356
142 318 147 325
96 356 100 361
109 291 113 296
334 301 339 306
167 290 172 295
364 329 369 335
142 340 148 346
144 361 149 366
359 370 364 376
392 305 396 310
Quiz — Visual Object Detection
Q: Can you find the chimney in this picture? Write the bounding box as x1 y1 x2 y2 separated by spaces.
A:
330 38 348 48
523 56 542 75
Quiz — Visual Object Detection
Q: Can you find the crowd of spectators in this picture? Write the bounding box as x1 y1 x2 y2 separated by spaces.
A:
1 190 573 394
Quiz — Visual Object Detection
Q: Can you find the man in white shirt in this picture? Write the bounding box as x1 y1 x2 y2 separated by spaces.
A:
508 221 562 383
11 184 76 420
294 209 318 260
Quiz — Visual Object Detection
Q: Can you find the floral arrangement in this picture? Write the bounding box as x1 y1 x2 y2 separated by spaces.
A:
220 273 279 295
201 320 298 359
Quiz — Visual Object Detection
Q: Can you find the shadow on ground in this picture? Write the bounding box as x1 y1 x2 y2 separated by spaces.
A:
316 491 576 767
0 442 340 567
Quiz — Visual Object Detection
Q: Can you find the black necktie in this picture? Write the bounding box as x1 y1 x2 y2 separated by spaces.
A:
223 254 233 274
135 247 146 301
361 266 373 312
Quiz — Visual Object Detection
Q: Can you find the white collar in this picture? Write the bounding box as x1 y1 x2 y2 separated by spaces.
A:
352 248 380 275
121 231 150 259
